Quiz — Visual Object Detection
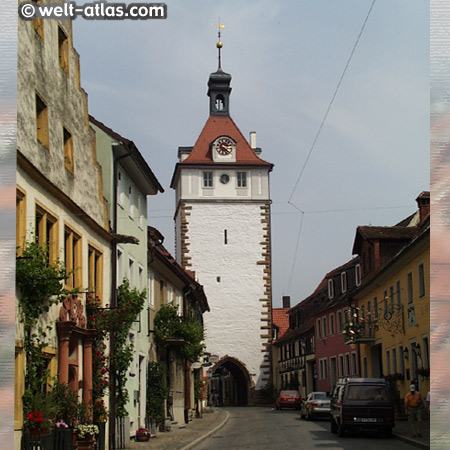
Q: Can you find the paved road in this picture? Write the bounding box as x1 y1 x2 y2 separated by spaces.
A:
193 406 416 450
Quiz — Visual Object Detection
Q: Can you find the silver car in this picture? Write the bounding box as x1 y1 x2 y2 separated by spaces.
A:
300 392 330 420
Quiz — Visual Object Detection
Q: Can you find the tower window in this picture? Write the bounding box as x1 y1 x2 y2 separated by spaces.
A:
58 26 69 75
203 172 213 188
215 95 225 111
237 172 247 188
224 230 228 245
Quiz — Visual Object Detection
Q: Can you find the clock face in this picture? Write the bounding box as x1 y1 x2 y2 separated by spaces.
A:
220 174 230 184
216 137 233 155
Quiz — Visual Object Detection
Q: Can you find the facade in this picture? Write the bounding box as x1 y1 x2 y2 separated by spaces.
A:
90 116 164 439
171 62 274 404
352 192 430 403
16 10 112 449
147 227 209 426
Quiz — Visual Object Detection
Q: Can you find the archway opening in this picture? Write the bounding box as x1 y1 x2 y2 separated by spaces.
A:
210 357 250 406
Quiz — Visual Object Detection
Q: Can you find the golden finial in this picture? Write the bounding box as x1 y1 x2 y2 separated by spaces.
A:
216 19 225 69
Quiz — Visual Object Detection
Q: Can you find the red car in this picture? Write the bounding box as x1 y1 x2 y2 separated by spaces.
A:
276 390 302 410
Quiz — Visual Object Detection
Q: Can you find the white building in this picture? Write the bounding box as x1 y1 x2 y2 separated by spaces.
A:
171 64 274 404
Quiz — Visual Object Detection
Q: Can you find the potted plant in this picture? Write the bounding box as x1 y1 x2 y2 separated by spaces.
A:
75 423 99 450
135 427 150 442
23 393 57 438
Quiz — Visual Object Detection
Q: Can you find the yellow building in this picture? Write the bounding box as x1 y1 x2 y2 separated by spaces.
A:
352 193 430 402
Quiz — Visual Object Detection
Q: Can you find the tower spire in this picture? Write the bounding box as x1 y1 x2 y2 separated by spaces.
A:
216 19 225 70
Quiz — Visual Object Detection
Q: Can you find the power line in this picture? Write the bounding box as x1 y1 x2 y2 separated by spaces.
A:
288 0 377 204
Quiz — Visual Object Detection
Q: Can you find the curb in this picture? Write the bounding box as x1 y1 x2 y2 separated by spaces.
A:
179 410 230 450
393 433 430 450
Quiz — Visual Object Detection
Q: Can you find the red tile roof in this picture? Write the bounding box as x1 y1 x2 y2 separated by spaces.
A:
272 308 290 341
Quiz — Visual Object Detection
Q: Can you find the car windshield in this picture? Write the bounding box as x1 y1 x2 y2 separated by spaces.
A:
346 385 389 401
282 391 299 397
312 393 327 400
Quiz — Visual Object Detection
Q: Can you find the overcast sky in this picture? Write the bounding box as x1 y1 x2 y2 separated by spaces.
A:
73 0 429 308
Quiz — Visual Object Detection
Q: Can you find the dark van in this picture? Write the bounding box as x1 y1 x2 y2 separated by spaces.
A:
330 377 395 437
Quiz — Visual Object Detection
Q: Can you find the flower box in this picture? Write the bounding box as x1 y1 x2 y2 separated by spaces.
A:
135 428 150 442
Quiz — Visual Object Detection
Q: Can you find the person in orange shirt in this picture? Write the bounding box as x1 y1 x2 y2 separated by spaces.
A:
405 384 425 438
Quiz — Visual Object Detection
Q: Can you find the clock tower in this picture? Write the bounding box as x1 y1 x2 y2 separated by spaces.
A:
171 45 274 405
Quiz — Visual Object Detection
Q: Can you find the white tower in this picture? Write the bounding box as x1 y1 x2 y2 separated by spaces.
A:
171 49 274 404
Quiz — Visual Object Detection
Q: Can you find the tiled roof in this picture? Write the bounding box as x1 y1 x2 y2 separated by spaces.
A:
272 308 290 341
356 226 417 241
177 116 273 167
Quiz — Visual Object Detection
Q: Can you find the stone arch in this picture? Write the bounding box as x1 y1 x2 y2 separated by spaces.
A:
211 356 251 406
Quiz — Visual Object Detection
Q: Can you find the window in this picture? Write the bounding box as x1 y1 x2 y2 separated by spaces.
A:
383 289 388 315
31 0 44 39
374 296 378 318
117 248 123 285
418 262 426 298
422 336 429 369
138 195 145 228
129 185 134 218
363 356 368 377
345 354 350 376
117 171 124 207
337 311 342 333
320 359 328 380
355 264 361 286
58 26 69 75
351 352 357 375
317 319 322 339
16 189 26 254
63 127 74 173
339 355 344 377
341 272 347 293
64 226 82 289
407 272 413 303
389 285 395 313
392 348 397 374
138 265 144 292
147 272 154 307
399 345 405 376
88 245 103 301
128 257 135 287
386 350 391 374
36 204 58 264
396 280 401 309
328 279 334 299
322 317 327 337
36 93 49 148
329 313 335 335
203 172 213 188
237 172 247 188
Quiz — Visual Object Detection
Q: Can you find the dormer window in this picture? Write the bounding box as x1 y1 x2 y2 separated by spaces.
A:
355 264 361 286
328 279 334 299
341 272 347 293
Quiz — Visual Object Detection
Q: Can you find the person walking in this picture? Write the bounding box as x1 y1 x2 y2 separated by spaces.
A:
405 384 425 438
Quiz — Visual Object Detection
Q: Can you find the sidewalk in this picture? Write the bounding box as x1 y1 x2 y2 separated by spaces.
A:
125 408 229 450
393 416 430 449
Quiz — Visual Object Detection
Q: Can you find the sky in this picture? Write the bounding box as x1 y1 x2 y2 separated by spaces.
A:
72 0 429 308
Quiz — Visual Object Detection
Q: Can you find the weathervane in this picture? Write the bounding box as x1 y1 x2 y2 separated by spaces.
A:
216 18 225 69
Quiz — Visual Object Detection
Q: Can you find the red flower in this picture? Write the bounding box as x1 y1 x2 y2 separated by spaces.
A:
27 411 44 423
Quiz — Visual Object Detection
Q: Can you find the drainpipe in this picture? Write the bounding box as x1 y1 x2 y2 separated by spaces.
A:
183 286 191 424
109 143 132 450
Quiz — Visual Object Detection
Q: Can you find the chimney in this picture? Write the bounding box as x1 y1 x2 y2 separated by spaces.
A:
416 191 430 222
282 296 291 308
249 131 256 149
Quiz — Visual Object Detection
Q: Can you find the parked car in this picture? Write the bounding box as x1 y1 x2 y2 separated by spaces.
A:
300 392 330 420
330 377 395 437
276 390 302 410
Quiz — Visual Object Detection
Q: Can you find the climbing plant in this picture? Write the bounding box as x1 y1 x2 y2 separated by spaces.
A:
86 279 146 419
154 303 205 362
16 240 70 412
146 362 167 427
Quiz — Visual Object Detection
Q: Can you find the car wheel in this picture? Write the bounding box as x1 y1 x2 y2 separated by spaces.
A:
338 423 346 437
330 418 337 434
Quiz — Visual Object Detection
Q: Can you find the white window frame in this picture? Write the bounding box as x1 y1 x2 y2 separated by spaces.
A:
329 313 335 336
129 184 134 219
138 194 145 229
341 272 347 293
128 256 135 287
355 264 361 286
118 170 125 207
337 310 342 333
328 279 334 299
322 316 327 337
203 171 213 188
339 354 344 377
147 271 154 307
117 247 124 286
237 171 247 188
138 264 144 292
317 319 322 339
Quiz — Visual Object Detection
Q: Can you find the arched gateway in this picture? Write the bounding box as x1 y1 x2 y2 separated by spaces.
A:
210 356 251 406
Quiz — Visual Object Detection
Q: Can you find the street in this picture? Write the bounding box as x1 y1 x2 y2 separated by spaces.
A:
193 407 416 450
